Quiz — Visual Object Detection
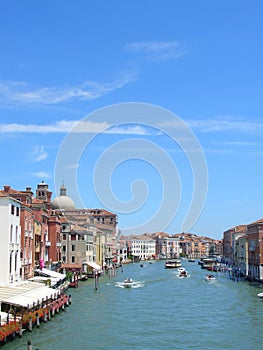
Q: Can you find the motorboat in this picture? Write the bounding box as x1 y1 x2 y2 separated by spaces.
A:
257 292 263 298
205 274 216 282
116 278 137 288
178 267 186 273
123 278 134 287
165 260 181 269
178 270 188 278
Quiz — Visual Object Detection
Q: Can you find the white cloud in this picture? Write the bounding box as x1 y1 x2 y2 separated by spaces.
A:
0 120 152 135
32 145 48 161
187 118 263 133
2 117 261 137
0 73 136 105
0 120 109 134
30 171 50 179
159 117 263 133
107 125 150 135
125 41 186 61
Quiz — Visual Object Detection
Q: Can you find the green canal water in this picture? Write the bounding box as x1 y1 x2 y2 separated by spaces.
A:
4 260 263 350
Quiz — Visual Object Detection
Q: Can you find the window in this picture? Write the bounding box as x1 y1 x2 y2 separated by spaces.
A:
15 252 18 272
71 256 75 263
16 206 19 216
9 254 12 274
11 205 15 215
72 245 75 252
62 245 66 252
10 225 13 242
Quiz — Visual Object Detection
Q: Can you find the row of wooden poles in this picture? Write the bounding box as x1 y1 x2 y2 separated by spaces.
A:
1 294 72 348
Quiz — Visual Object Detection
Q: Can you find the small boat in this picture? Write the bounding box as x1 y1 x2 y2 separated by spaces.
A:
205 274 216 282
165 259 181 269
122 278 136 288
188 259 195 262
257 292 263 298
178 270 188 278
178 267 185 272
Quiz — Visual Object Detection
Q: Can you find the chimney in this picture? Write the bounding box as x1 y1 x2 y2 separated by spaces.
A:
3 185 10 193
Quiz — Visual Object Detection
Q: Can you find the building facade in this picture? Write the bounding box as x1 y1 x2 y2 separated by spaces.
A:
0 195 21 285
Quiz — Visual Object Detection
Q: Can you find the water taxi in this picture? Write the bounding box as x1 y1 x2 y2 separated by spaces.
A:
165 259 181 269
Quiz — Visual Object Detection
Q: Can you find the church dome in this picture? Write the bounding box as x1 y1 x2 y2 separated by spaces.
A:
51 184 76 210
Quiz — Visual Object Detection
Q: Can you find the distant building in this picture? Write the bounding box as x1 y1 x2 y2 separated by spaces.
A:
126 235 156 260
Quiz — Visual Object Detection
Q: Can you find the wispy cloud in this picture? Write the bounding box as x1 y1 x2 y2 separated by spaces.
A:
0 120 109 134
187 118 263 133
159 117 263 133
125 41 186 61
0 121 153 135
30 171 50 179
32 146 48 161
1 117 262 137
0 74 136 105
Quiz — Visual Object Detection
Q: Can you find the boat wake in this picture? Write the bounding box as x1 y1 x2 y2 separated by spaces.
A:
176 273 191 278
115 279 144 289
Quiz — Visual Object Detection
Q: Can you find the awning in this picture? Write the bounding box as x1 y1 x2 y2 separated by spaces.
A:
86 262 102 271
0 282 59 308
35 268 66 281
28 276 58 287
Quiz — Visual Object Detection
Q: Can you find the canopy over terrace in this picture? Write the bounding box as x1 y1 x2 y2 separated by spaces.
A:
0 282 59 309
86 261 102 271
34 267 66 281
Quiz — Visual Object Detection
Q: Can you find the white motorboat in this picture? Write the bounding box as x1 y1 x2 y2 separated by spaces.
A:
178 267 186 273
257 292 263 298
123 278 135 288
178 270 188 278
205 274 216 282
116 278 137 288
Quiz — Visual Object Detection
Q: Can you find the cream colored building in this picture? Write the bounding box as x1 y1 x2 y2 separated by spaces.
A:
0 195 21 285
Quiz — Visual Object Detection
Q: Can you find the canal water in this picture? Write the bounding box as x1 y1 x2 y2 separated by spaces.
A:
5 260 263 350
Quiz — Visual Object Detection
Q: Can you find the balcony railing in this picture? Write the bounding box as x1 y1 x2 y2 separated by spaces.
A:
45 241 51 247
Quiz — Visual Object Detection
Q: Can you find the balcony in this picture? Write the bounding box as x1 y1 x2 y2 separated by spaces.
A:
56 242 62 247
45 241 51 247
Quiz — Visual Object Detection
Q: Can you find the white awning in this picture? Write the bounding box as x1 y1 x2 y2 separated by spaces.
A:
28 276 58 287
35 268 66 281
86 262 102 271
0 282 59 308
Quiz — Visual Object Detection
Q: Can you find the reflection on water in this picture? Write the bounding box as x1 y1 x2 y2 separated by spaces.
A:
4 260 263 350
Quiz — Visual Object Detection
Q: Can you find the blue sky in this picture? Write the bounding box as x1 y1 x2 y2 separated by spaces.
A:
0 0 263 239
